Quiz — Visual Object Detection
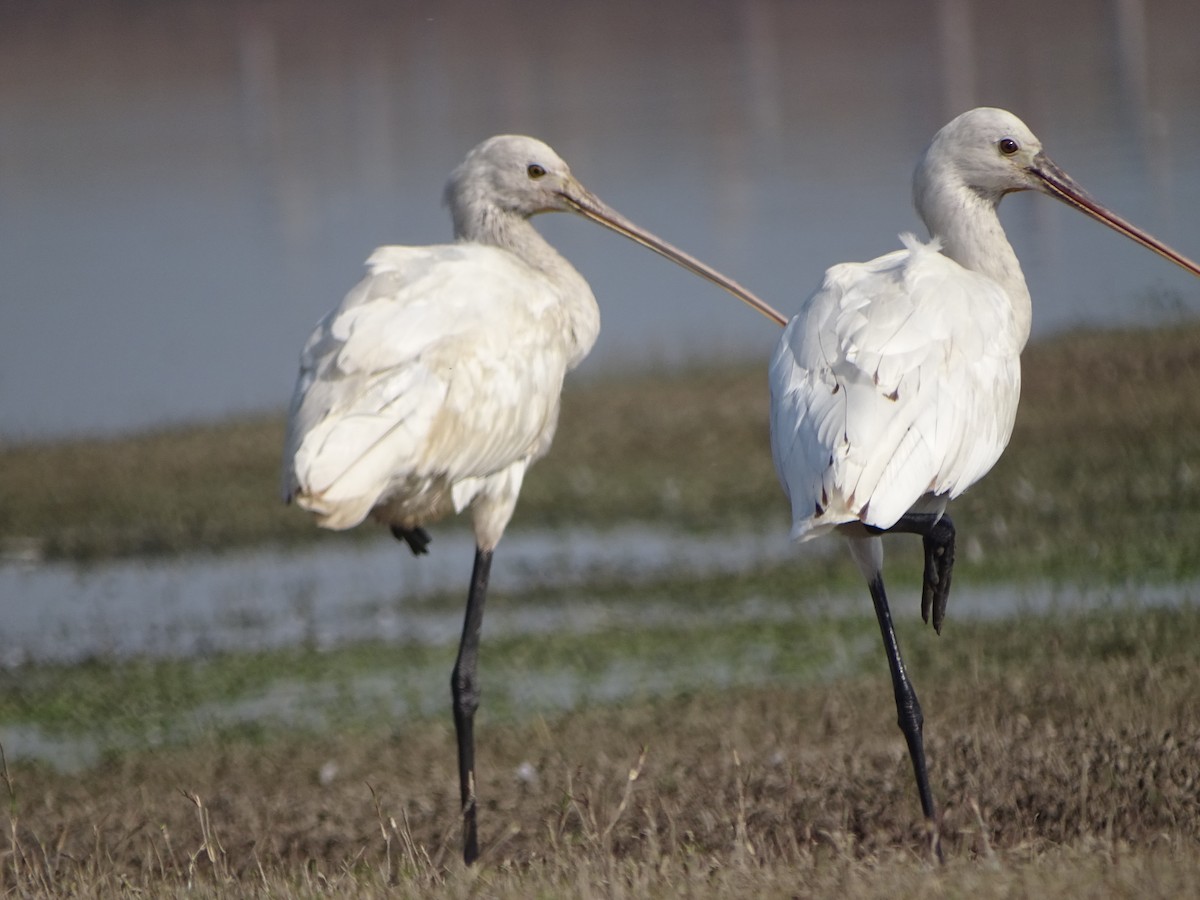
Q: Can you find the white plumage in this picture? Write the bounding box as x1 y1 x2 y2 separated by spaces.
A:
771 232 1022 543
768 107 1200 858
283 242 593 544
283 136 782 552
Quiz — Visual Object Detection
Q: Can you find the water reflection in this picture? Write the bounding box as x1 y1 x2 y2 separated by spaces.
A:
1 0 1198 438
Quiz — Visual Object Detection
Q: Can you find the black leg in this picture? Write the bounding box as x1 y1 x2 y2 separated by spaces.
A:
451 547 492 865
870 513 955 634
867 572 943 862
390 525 432 556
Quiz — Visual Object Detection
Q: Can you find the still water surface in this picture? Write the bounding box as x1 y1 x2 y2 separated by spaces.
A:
2 0 1199 439
0 526 805 666
5 525 1196 668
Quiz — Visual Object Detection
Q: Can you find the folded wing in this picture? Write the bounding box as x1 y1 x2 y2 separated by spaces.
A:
282 244 579 530
770 234 1023 541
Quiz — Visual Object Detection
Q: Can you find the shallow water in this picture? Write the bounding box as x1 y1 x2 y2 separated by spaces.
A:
5 525 1197 768
5 525 1196 669
0 526 808 666
2 0 1199 439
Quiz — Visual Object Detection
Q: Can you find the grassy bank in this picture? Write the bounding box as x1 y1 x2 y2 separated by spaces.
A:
3 323 1200 895
2 324 1199 580
3 602 1199 896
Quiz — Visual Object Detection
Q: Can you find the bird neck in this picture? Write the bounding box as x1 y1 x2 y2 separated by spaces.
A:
453 204 600 368
915 171 1033 351
452 201 568 274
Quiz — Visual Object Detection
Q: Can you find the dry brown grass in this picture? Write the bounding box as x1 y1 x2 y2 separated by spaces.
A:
4 611 1198 897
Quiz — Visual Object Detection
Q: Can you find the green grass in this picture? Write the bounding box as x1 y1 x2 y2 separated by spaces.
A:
955 325 1200 582
4 324 1199 580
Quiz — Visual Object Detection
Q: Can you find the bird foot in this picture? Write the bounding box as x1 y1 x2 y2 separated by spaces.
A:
928 819 945 865
920 522 955 634
391 525 433 556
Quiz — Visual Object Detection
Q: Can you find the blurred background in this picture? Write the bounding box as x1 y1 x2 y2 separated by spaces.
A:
2 0 1200 796
1 0 1199 440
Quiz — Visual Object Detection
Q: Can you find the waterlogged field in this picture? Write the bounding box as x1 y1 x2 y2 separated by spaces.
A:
2 325 1200 896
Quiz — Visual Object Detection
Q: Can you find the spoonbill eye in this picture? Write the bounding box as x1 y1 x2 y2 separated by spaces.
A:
998 138 1020 156
527 164 547 179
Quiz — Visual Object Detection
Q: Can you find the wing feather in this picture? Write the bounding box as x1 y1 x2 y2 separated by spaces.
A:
770 234 1022 541
282 244 579 530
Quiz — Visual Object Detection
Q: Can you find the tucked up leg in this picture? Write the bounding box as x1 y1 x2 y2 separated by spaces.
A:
871 512 956 633
391 525 433 556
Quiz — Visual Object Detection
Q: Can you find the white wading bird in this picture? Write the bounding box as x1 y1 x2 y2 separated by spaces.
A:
282 134 785 865
769 107 1200 858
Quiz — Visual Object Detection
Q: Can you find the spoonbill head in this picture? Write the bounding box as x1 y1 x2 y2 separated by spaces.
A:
445 134 786 325
915 107 1200 301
